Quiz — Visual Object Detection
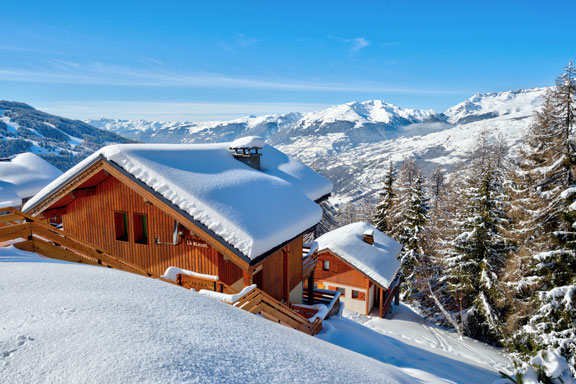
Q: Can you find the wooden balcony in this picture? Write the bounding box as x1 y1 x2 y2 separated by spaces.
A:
302 242 319 280
301 288 341 319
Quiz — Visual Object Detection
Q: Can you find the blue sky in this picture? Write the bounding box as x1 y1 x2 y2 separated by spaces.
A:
0 1 574 121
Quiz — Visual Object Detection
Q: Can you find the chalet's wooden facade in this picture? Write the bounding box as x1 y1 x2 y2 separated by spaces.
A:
314 249 400 317
26 158 307 303
313 223 402 317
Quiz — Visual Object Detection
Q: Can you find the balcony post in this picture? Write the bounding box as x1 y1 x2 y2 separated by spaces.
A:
307 271 314 305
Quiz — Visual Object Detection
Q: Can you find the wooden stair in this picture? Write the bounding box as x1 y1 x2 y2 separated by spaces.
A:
232 287 323 336
175 272 323 335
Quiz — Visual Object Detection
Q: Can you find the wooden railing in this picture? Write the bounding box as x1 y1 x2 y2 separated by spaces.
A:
0 208 153 277
302 243 319 280
175 273 237 294
302 288 341 319
232 287 323 335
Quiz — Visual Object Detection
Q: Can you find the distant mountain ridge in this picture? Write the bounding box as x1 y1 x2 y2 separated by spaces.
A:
0 101 132 170
87 87 546 204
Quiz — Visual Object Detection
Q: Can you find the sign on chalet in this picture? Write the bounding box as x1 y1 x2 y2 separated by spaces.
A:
23 137 333 307
314 222 402 317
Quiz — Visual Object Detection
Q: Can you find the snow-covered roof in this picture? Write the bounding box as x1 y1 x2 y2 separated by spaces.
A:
0 248 415 384
229 135 265 148
0 153 62 208
24 143 333 260
316 222 402 288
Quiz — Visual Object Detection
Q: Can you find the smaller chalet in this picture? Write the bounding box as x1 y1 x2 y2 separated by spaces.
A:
0 153 62 209
314 222 402 317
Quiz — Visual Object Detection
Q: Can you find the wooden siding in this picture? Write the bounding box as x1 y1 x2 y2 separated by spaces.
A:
314 250 368 289
259 248 284 301
59 173 305 302
62 175 227 277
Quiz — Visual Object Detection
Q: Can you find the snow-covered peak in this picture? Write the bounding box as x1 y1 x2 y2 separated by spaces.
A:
299 100 434 128
443 87 547 124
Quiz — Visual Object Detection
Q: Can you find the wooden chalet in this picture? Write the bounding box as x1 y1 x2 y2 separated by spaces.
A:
312 222 402 317
21 138 340 334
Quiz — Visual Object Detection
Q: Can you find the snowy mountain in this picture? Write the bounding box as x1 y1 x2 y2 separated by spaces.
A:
88 88 546 204
0 101 132 170
88 112 303 144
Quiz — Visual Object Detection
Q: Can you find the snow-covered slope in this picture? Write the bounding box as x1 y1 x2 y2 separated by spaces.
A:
86 88 546 204
321 307 511 384
444 88 546 125
0 247 416 384
1 246 513 383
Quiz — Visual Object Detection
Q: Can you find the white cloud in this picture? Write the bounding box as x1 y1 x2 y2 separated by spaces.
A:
0 62 461 95
328 35 371 52
350 37 370 51
32 101 332 121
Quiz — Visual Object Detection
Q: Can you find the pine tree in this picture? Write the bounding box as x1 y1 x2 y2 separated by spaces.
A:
443 135 513 345
507 62 576 377
393 162 430 299
373 161 397 232
512 187 576 377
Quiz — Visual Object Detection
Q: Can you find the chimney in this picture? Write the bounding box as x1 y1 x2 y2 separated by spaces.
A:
363 229 374 245
229 136 265 170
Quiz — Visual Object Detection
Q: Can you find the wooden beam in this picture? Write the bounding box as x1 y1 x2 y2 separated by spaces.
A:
70 187 97 199
0 222 32 243
379 287 384 318
243 269 253 287
43 206 67 219
307 272 314 305
282 248 289 302
27 159 106 216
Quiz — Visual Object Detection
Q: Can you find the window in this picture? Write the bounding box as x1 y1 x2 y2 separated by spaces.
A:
336 287 345 297
114 212 128 242
133 213 148 245
323 260 330 271
352 290 366 300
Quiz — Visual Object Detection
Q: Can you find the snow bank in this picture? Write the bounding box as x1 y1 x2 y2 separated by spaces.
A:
316 222 402 288
199 284 257 303
0 152 62 208
160 266 219 282
24 143 332 259
0 249 415 383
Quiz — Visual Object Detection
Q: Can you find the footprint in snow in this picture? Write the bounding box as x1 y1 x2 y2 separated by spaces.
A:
0 335 34 361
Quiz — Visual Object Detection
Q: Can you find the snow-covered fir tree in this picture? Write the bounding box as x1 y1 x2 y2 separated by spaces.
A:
444 138 513 345
373 161 397 232
392 161 430 299
506 63 576 379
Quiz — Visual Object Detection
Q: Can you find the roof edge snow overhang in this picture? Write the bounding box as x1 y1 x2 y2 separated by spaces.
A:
317 247 402 290
25 154 316 268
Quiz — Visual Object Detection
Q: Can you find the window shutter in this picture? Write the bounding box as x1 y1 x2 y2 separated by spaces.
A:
358 292 366 300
